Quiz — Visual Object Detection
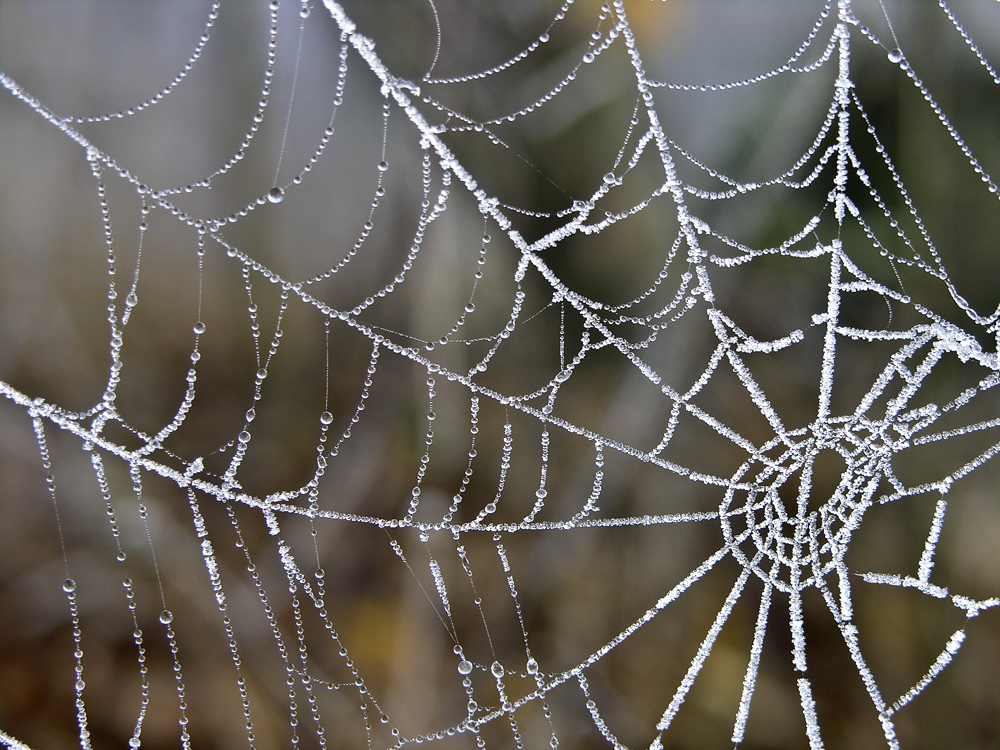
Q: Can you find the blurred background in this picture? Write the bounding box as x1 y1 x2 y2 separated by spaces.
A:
2 1 1000 748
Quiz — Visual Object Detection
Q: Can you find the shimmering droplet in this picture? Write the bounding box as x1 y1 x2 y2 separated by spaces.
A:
267 187 284 203
464 303 475 314
888 48 903 64
256 368 268 380
63 578 77 593
603 172 616 185
490 661 504 679
193 321 206 335
246 408 256 422
320 411 334 425
377 160 389 172
125 292 138 308
238 431 252 444
457 659 473 675
526 657 538 675
159 609 174 625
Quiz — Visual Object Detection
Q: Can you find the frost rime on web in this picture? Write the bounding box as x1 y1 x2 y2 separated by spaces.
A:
2 0 1000 748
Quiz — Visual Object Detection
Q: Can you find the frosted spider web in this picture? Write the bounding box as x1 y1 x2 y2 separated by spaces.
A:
1 0 1000 748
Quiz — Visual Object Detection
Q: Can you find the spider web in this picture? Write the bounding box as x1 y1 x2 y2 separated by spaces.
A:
1 0 1000 748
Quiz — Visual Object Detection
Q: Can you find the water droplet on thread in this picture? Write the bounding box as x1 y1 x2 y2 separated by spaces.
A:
457 660 473 675
159 609 174 625
63 578 77 593
377 160 389 172
491 661 504 679
267 187 284 203
888 48 903 64
320 411 334 425
526 657 539 675
193 321 206 335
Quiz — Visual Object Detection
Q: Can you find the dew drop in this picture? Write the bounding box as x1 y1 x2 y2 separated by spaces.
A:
159 609 174 625
238 431 252 444
267 187 284 203
246 408 256 422
63 578 77 593
490 661 504 679
125 292 138 308
320 411 334 425
193 321 206 335
464 303 476 314
603 172 616 185
888 48 903 64
526 657 539 675
457 659 473 675
377 160 389 172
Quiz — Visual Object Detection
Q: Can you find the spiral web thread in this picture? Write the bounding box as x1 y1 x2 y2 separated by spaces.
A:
1 0 1000 748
